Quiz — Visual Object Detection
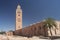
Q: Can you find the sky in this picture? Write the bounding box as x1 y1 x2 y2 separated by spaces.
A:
0 0 60 31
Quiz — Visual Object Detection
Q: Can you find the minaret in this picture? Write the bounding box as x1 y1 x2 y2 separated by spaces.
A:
16 4 22 30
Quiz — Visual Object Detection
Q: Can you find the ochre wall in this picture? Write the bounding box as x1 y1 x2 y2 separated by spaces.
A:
14 22 48 37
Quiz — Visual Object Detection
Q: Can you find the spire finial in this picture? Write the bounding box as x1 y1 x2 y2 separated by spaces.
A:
16 0 21 9
17 0 20 5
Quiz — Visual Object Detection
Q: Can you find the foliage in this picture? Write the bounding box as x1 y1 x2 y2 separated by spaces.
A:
43 18 57 36
0 31 5 34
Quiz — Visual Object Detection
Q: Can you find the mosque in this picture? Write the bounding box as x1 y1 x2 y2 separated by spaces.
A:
6 4 60 37
13 4 48 37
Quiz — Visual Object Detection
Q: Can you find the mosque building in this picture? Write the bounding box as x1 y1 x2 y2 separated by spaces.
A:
6 4 60 37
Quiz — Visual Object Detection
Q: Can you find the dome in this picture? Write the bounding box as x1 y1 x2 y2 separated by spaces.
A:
17 5 21 9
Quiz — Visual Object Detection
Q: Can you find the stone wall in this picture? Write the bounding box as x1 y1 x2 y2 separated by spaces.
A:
14 22 48 37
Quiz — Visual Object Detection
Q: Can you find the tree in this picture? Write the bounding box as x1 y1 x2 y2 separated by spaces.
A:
43 18 57 36
0 31 5 34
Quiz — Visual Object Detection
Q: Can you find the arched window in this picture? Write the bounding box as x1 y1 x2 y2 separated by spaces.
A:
39 27 41 29
31 28 33 30
39 26 41 29
17 11 20 16
18 14 20 16
34 27 36 30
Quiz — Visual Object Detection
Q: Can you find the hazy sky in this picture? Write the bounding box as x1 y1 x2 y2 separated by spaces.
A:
0 0 60 31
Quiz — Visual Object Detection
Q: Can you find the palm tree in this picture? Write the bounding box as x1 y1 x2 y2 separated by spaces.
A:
43 18 57 36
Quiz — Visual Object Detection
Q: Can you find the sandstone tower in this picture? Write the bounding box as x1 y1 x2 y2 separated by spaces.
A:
16 4 22 30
